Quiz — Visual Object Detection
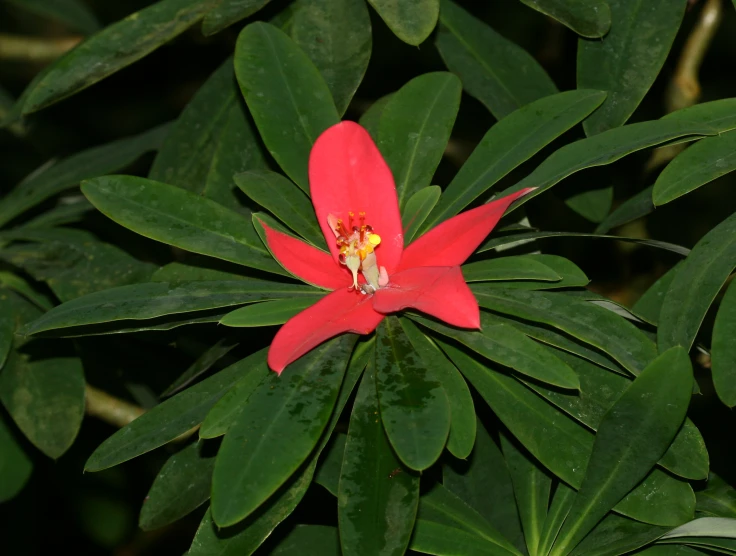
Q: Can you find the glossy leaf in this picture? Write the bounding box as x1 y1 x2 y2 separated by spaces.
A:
519 0 611 37
696 473 736 519
6 0 101 34
401 319 475 459
663 98 736 132
478 254 589 290
436 0 557 119
220 297 323 328
577 0 687 135
162 337 241 398
377 72 461 208
211 335 354 526
711 279 736 407
660 517 736 539
338 364 419 556
658 211 736 352
18 197 94 231
462 255 562 283
233 170 323 247
0 271 52 313
565 185 613 223
0 352 85 459
538 482 576 556
202 0 272 35
20 0 214 114
23 280 318 336
403 186 441 244
0 125 168 228
271 525 340 555
85 349 267 472
234 22 339 192
375 317 450 471
291 0 372 115
81 175 285 275
501 434 551 556
569 514 669 556
595 184 654 234
551 347 693 555
368 0 439 45
654 130 736 206
139 441 215 531
359 94 393 139
414 313 581 390
471 287 657 375
0 415 32 502
314 433 347 496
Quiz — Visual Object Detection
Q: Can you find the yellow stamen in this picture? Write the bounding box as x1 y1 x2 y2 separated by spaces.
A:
369 234 381 246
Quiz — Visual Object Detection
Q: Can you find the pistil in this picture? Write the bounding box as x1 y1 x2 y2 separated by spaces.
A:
328 212 386 293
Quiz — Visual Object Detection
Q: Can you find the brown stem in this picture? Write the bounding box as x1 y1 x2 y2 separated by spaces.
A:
0 33 81 62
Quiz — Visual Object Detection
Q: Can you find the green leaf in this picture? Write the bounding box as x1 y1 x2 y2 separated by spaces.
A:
0 352 85 459
595 184 654 234
0 271 52 314
23 280 318 336
220 297 322 328
501 434 551 556
654 130 736 206
149 59 266 211
0 415 32 502
375 317 451 471
565 185 613 223
368 0 439 45
569 514 669 556
462 255 562 283
401 319 475 459
658 211 736 352
314 433 347 496
85 349 267 472
712 279 736 408
18 197 94 231
403 186 442 244
162 337 241 398
378 72 461 208
414 312 580 390
436 0 557 119
0 303 14 371
5 0 101 34
20 0 215 114
235 22 339 192
422 90 606 232
151 262 247 283
338 363 419 556
271 525 340 555
291 0 372 115
696 473 736 519
577 0 687 135
0 125 168 228
471 287 657 375
444 418 525 551
538 482 575 556
0 228 157 303
477 254 589 290
359 94 393 139
139 441 215 531
201 0 271 35
411 484 523 556
234 170 324 247
663 98 736 133
500 118 716 210
81 175 285 276
519 0 611 38
211 335 354 526
661 517 736 539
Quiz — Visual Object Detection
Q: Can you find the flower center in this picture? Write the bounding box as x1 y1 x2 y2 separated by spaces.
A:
328 212 389 294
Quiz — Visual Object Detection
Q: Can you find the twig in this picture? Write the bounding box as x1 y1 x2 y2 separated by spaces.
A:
0 33 81 62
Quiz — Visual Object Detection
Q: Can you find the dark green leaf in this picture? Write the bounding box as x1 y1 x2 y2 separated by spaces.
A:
85 349 267 472
436 0 557 119
696 473 736 519
577 0 687 135
401 319 475 459
201 0 271 36
663 98 736 133
0 415 32 502
21 0 215 114
378 72 461 208
162 337 241 398
538 482 575 556
234 170 323 247
211 335 354 526
359 94 393 139
476 254 589 290
291 0 372 115
423 90 605 232
462 255 562 283
18 197 94 231
551 347 693 555
403 186 441 244
519 0 611 37
235 22 339 192
314 433 347 496
660 517 736 539
565 185 613 223
81 175 285 275
471 287 657 375
0 352 85 459
569 514 669 556
151 262 247 283
595 184 654 234
271 525 340 555
658 211 736 352
0 299 14 370
220 297 322 327
375 317 450 471
139 441 215 530
0 125 168 228
338 363 419 556
712 279 736 407
501 434 551 556
6 0 101 34
368 0 439 45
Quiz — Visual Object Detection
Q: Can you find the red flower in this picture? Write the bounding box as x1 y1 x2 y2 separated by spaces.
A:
259 121 534 373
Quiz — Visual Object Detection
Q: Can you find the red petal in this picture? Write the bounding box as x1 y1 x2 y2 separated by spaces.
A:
260 220 349 290
269 288 384 373
310 121 404 273
372 266 480 329
398 188 535 270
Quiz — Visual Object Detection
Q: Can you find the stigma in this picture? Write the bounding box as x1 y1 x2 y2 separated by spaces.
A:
328 211 388 294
